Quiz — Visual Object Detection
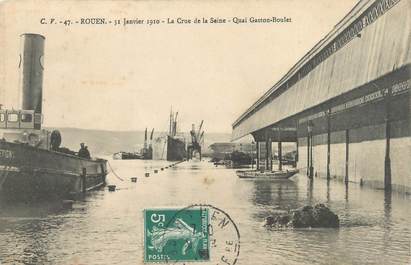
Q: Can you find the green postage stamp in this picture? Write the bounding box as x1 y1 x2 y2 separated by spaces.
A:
144 207 210 262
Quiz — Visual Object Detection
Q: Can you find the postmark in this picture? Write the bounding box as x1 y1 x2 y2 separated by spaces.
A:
144 204 240 264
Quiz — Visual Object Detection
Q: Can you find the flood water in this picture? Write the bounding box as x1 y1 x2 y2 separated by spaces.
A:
0 159 410 265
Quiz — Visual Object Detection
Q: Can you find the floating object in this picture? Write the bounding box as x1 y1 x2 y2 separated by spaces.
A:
62 200 74 209
154 170 158 173
236 169 299 179
145 173 150 177
131 177 137 182
108 185 116 191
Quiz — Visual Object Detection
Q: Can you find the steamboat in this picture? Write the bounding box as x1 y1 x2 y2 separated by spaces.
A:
152 110 186 161
0 33 107 200
112 127 153 160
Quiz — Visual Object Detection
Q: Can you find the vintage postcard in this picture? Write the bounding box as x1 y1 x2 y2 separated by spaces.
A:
0 0 410 264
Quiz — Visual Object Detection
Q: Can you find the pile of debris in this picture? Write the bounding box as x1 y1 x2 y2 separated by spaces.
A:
265 203 340 228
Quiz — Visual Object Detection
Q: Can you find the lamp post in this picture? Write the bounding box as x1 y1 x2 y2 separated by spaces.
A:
307 121 314 179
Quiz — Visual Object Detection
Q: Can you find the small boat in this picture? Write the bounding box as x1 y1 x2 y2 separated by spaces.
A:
112 151 142 160
236 169 299 179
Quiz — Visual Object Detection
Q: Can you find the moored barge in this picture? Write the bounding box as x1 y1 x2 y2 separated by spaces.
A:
0 33 107 200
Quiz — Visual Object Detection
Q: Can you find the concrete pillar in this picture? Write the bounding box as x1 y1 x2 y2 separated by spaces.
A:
309 134 314 178
256 142 260 170
327 110 331 180
307 134 310 176
265 136 272 171
295 121 299 168
278 141 282 171
269 139 273 171
295 139 299 168
385 87 392 190
345 129 349 185
278 126 282 171
307 121 314 178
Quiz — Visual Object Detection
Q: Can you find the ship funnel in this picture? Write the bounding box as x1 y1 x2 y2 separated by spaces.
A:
18 33 45 114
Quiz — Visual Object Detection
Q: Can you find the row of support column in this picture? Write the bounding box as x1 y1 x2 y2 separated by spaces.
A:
252 97 392 190
255 128 284 172
308 113 346 183
305 87 392 191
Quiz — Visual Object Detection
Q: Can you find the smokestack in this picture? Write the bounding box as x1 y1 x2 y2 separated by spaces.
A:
18 33 45 114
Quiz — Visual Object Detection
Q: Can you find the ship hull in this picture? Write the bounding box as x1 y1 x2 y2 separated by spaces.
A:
0 141 107 200
166 136 185 161
152 136 185 161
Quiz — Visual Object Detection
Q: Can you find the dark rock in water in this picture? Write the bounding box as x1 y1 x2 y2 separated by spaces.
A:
291 205 316 228
311 203 340 228
276 214 290 226
265 203 339 228
264 213 291 228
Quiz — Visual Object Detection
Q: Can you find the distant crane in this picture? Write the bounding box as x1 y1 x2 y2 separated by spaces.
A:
169 109 179 137
187 120 204 160
142 127 154 159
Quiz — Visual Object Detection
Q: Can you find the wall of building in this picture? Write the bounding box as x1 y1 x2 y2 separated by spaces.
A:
297 105 410 193
232 0 410 193
233 0 411 140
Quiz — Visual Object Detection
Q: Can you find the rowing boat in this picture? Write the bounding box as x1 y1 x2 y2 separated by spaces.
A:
236 169 299 179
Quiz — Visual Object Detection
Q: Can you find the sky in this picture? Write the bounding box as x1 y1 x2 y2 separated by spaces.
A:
0 0 358 133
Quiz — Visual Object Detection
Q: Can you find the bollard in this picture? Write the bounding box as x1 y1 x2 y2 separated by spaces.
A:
145 172 150 177
108 185 116 192
131 177 137 182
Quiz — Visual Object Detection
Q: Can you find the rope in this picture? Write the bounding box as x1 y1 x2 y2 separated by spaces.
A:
107 161 124 181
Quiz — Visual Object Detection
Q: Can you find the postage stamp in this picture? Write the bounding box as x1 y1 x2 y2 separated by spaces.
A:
144 204 240 264
144 207 210 262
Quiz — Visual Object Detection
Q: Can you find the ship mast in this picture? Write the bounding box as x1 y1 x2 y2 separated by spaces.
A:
144 127 148 149
173 112 178 137
169 107 173 136
149 128 154 148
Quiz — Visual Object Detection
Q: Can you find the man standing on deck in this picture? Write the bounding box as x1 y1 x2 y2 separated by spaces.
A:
78 143 91 159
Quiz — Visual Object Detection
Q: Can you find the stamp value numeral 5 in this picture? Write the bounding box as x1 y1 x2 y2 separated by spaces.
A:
151 214 166 227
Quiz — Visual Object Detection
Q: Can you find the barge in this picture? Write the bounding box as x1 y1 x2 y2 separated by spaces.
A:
0 33 107 200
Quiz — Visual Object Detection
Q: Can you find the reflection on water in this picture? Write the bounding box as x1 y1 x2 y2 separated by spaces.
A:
0 160 410 265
